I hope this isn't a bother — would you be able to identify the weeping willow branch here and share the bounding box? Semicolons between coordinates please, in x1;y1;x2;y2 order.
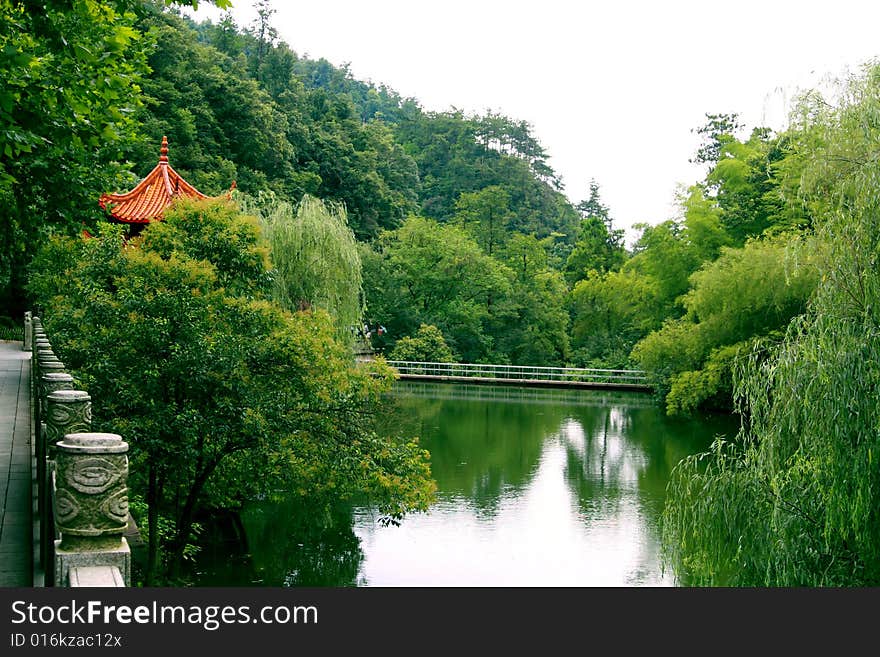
241;192;365;343
661;63;880;586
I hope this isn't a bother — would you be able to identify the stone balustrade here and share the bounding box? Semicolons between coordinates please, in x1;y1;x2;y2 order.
26;314;130;587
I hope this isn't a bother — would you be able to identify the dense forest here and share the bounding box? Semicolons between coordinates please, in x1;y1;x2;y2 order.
4;0;879;585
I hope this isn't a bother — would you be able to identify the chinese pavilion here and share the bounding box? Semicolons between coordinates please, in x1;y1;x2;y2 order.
98;136;208;236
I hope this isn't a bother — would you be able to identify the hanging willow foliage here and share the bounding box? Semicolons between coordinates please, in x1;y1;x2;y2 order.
661;64;880;586
240;192;364;342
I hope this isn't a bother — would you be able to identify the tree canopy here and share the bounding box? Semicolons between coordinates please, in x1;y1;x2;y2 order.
29;198;434;583
7;0;880;588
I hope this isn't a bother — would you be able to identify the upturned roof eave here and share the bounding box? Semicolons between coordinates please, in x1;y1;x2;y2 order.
97;136;208;224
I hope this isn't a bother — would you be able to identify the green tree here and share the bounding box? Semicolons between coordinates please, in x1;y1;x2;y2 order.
453;185;513;257
388;323;456;362
29;198;434;584
622;185;732;326
490;234;570;365
564;219;626;285
677;185;732;262
569;269;658;368
135;9;420;240
699;124;809;244
623;221;697;323
125;9;294;197
690;112;744;167
0;0;232;318
248;0;277;73
575;179;611;221
662;65;880;585
0;0;148;318
564;181;625;285
392;108;579;240
632;235;818;413
500;233;549;280
497;269;570;366
362;216;512;362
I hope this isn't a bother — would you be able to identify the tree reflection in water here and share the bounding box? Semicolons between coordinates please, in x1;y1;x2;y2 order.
192;382;739;586
193;502;364;587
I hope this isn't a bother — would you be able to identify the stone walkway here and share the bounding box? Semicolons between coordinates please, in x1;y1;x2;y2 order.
0;340;33;586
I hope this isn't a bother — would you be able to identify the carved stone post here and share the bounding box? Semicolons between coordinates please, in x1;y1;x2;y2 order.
37;360;66;392
37;374;75;571
33;341;51;381
44;390;91;453
31;318;46;425
37;349;60;366
39;373;78;455
33;349;61;470
40;373;76;404
43;389;90;585
36;352;61;388
23;311;32;351
37;352;62;378
34;341;52;367
36;360;66;437
53;432;131;587
39;372;75;432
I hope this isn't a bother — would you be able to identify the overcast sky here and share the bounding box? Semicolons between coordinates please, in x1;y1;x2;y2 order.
184;1;880;242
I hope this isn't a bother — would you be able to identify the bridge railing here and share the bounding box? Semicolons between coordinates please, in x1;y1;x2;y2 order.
391;381;658;407
385;360;649;386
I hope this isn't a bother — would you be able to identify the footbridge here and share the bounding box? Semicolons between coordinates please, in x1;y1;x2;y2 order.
385;360;651;392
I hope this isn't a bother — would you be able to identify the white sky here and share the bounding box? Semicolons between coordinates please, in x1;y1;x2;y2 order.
184;1;880;242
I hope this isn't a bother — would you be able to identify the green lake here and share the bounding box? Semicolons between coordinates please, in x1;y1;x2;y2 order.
193;381;739;586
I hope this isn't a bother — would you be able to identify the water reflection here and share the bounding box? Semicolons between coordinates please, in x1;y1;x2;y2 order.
191;502;364;586
355;383;737;586
193;382;737;586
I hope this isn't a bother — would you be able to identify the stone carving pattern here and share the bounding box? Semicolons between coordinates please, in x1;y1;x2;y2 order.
45;400;91;448
39;376;74;420
41;377;74;398
56;452;128;537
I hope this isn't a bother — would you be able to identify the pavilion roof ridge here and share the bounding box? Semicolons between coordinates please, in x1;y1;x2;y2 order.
98;136;207;224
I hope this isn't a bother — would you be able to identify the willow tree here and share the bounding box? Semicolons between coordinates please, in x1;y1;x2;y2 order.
246;193;364;342
661;65;880;586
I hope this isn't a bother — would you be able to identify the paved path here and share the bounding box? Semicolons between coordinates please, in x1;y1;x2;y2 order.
0;340;33;587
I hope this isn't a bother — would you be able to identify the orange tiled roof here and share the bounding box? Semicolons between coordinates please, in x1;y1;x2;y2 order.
98;136;207;223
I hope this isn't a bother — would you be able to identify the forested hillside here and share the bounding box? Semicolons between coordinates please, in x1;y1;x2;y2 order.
0;0;867;419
